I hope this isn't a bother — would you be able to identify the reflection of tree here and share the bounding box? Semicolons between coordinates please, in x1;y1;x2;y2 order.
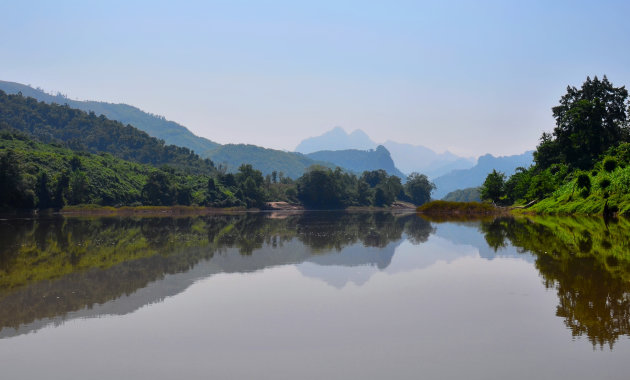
480;216;630;348
0;212;435;334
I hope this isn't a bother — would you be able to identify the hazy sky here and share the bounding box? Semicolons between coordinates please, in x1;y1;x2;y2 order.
2;0;629;157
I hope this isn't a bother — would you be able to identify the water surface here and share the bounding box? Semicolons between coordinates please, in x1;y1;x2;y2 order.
1;212;629;379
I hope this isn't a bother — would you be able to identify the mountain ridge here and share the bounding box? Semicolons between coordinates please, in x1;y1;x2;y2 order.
432;151;535;199
305;145;406;179
296;126;476;178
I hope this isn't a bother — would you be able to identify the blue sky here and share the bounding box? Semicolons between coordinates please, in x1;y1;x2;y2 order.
2;0;629;156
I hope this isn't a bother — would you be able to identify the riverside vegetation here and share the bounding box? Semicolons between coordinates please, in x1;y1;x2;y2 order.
478;76;630;215
0;90;435;211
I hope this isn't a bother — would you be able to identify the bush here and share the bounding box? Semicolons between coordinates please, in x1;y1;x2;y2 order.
604;158;617;172
577;173;591;190
599;178;611;189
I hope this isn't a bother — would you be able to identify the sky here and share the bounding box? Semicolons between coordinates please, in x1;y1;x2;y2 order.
1;0;630;157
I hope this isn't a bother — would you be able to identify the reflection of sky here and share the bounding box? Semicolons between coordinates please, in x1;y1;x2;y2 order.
4;226;630;380
296;222;535;288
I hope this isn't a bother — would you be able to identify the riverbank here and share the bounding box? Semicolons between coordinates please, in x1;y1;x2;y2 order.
416;201;508;216
47;201;418;216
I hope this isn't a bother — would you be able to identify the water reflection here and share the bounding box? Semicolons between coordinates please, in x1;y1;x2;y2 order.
1;212;630;349
0;212;432;337
478;216;630;348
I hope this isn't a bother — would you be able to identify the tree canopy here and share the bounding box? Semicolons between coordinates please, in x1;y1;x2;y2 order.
535;76;630;170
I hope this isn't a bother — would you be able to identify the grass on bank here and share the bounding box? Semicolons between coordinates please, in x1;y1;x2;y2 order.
529;161;630;216
416;200;500;215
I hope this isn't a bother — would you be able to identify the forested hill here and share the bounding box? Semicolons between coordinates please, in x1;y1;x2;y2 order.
207;144;334;179
0;81;346;179
0;80;220;155
305;145;407;179
0;90;215;174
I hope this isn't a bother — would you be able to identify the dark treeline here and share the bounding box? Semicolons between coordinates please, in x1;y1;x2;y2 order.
0;133;435;211
479;76;630;212
296;167;434;209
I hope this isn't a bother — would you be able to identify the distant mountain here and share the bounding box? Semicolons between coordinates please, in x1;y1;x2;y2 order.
0;80;220;155
382;140;476;178
295;127;476;178
432;151;534;199
295;126;377;154
305;145;407;179
207;144;333;179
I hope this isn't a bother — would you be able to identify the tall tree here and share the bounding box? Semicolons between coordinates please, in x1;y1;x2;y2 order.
404;173;435;205
480;170;506;203
535;76;630;169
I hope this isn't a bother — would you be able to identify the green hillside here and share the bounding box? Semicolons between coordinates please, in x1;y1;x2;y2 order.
0;80;220;154
0;131;210;207
0;81;348;179
0;90;215;174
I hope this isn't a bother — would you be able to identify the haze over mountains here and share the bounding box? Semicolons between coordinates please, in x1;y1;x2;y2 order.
295;126;476;179
0;81;407;179
1;80;536;196
296;127;535;198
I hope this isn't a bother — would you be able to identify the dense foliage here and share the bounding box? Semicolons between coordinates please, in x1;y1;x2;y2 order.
0;131;434;210
296;167;433;209
480;76;630;214
535;76;629;170
0;131;301;209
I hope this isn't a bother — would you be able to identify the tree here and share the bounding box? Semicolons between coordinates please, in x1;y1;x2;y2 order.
142;171;176;205
504;167;532;203
236;164;266;207
535;76;630;170
404;173;435;205
361;169;388;188
297;167;349;209
357;179;372;205
0;150;34;209
480;170;506;203
68;170;89;204
52;171;70;208
35;171;52;209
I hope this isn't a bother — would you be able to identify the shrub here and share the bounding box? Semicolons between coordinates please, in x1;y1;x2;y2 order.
599;178;611;189
576;173;591;190
604;158;617;172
